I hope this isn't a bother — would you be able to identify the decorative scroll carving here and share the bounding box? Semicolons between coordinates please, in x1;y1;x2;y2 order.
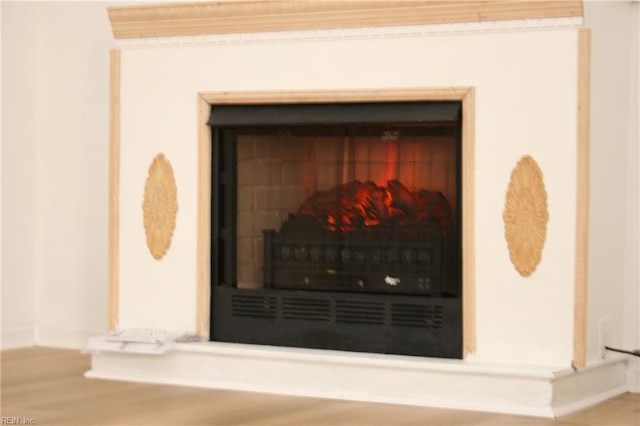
503;155;549;277
143;154;178;260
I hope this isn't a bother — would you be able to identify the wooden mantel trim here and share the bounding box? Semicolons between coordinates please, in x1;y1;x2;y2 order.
108;0;583;40
108;49;121;333
573;28;590;369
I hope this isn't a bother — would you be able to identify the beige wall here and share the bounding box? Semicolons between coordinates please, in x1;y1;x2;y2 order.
1;2;39;348
584;0;640;364
1;2;113;348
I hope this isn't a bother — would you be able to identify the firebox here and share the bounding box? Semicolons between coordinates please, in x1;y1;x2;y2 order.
208;101;462;358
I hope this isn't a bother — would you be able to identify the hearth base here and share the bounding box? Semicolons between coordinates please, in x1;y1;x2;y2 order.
86;342;629;418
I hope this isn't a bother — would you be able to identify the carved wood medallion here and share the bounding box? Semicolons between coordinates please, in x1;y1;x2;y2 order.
503;155;549;277
143;153;178;260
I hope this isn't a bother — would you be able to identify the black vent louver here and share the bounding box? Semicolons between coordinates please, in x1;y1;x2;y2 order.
231;294;277;319
391;303;444;330
336;300;385;325
282;297;331;322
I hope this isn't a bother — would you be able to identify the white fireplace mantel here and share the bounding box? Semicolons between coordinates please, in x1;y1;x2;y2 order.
89;0;631;418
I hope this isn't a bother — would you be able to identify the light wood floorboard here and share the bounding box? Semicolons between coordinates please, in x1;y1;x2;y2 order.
1;347;638;425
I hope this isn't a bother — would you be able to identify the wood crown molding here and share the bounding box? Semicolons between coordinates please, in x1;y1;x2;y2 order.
108;0;583;39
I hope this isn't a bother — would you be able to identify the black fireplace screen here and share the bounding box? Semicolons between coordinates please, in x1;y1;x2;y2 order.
208;102;463;358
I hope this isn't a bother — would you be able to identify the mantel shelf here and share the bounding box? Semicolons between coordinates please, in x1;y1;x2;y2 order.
108;0;583;39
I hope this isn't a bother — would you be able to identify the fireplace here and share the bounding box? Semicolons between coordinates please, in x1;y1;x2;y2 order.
208;101;462;358
90;1;620;417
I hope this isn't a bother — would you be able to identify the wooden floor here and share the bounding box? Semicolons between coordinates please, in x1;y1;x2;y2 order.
1;347;638;426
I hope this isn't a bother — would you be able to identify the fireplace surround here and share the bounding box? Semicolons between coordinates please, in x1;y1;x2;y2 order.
87;0;633;418
191;88;477;358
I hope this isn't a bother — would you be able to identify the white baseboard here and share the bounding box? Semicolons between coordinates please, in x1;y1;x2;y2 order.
36;326;102;349
552;355;629;416
85;341;629;418
627;357;640;393
0;326;36;349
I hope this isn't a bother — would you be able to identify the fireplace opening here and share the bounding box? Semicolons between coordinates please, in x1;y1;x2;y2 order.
208;102;462;358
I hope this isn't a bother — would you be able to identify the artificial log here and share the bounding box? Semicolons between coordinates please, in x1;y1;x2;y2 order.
295;179;452;235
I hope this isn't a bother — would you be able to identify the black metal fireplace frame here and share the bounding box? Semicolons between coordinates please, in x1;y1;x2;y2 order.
208;101;463;358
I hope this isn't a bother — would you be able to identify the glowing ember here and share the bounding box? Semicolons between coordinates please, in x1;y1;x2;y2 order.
296;180;452;235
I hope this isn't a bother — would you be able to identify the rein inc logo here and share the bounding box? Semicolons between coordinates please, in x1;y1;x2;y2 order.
1;418;35;425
